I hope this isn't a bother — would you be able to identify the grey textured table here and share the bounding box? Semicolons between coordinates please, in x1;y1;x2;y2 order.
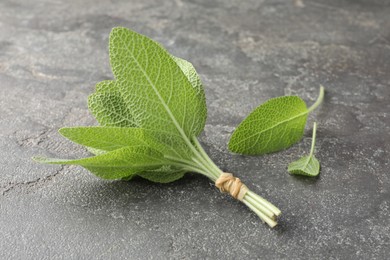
1;0;389;259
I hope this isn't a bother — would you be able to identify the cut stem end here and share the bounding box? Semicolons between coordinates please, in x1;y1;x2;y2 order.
215;172;281;228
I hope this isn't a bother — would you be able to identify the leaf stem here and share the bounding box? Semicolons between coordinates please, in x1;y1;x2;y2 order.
192;137;223;176
169;162;212;179
164;155;215;180
307;85;325;114
164;155;200;169
242;199;277;228
246;190;281;217
244;194;275;220
192;158;218;181
309;122;317;157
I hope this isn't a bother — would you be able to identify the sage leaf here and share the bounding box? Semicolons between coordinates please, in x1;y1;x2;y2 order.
33;145;166;179
288;122;320;177
86;147;106;156
88;55;204;129
59;126;193;160
86;30;207;182
88;80;138;127
288;156;320;177
228;86;324;155
59;126;146;151
138;166;186;183
170;55;205;100
109;27;207;137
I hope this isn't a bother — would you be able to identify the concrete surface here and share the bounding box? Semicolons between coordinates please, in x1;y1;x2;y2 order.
1;0;389;259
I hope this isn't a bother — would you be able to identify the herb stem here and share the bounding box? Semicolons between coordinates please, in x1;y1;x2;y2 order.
307;85;325;114
192;158;218;181
192;137;223;177
164;155;216;180
246;190;281;216
244;194;275;220
168;137;282;228
168;162;212;179
164;155;199;169
191;137;282;227
242;199;278;228
309;122;317;157
181;137;219;179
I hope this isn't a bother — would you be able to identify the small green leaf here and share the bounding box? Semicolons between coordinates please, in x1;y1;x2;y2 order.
228;87;324;155
171;55;205;100
88;80;138;127
59;126;193;160
58;126;192;182
33;145;166;179
288;122;321;177
287;155;320;177
59;127;146;151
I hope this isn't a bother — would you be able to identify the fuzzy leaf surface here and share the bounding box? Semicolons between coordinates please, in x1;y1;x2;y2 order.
33;146;166;179
59;126;193;160
109;27;207;137
88;80;138;127
228;96;308;155
138;166;186;183
88;55;204;130
171;56;205;100
59;127;146;151
288;155;320;177
58;126;192;182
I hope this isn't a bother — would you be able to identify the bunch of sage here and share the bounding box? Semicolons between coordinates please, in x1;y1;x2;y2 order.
35;27;281;227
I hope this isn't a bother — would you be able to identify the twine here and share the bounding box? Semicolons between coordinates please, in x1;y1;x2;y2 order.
215;172;249;201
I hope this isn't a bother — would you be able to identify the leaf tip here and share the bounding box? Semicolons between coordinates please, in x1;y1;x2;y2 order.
110;26;127;35
58;127;74;139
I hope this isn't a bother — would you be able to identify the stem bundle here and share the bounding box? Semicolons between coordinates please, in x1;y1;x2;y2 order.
189;137;281;228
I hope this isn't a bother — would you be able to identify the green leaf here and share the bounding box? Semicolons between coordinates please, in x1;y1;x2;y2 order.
59;126;146;151
170;56;205;100
229;96;308;155
95;79;119;93
86;147;107;156
33;145;166;179
287;155;320;177
288;122;321;177
88;55;204;129
120;166;185;183
58;126;193;183
59;126;193;160
88;80;138;127
138;165;186;183
228;87;324;155
109;27;207;137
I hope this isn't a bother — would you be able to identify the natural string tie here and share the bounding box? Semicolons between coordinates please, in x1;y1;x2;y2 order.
215;172;249;201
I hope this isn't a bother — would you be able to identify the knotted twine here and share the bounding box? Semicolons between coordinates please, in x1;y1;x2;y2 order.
215;172;249;201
